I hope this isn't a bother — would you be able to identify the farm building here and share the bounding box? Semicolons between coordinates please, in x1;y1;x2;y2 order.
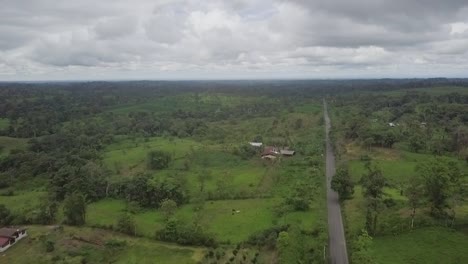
280;149;295;156
262;146;279;156
0;227;27;252
249;142;263;147
261;146;296;158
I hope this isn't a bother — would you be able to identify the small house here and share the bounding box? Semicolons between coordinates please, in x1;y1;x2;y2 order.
262;146;279;156
388;122;396;127
0;236;12;251
0;227;27;252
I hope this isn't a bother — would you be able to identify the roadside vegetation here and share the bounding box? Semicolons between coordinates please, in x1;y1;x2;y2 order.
329;86;468;263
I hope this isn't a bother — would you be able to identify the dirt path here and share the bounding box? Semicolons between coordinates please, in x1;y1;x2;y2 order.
324;99;349;264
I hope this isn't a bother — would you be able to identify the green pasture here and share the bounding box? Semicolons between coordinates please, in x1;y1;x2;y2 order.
348;150;467;185
2;225;201;264
370;227;468;264
103;136;203;173
87;198;280;244
199;198;277;243
0;190;46;214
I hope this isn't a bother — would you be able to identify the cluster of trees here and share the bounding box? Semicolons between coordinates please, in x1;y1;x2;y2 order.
408;158;465;225
110;174;186;208
332;91;468;159
156;217;216;247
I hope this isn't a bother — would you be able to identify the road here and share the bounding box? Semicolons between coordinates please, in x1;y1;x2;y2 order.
324;99;349;264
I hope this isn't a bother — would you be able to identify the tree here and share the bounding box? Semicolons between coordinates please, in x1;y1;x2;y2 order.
294;118;303;129
417;158;463;218
63;192;86;226
277;231;291;264
147;150;172;170
285;181;314;211
351;230;375;264
35;198;58;224
405;175;424;229
0;204;12;225
361;163;386;235
331;166;354;202
116;213;136;235
197;169;212;192
160;199;177;220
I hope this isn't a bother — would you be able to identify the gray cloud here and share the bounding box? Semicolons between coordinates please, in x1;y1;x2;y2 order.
0;0;468;80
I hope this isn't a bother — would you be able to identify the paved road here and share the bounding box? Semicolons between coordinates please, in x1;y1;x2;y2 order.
324;100;349;264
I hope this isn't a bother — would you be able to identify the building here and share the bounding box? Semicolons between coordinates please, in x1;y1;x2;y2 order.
249;142;263;147
262;146;279;156
280;149;295;156
0;227;27;252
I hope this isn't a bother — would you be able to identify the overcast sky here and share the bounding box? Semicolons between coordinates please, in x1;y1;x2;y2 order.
1;0;468;81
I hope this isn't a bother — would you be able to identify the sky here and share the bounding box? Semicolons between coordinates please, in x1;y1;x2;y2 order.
1;0;468;81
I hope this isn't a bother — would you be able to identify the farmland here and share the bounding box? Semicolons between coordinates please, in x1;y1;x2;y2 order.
0;82;327;263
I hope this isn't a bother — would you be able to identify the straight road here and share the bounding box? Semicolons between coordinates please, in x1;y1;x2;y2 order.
324;100;349;264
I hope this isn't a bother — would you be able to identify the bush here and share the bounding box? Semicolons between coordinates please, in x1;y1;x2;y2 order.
116;213;136;235
0;204;12;225
156;218;217;247
0;189;14;196
147;150;172;170
246;225;289;249
45;240;55;252
105;239;127;248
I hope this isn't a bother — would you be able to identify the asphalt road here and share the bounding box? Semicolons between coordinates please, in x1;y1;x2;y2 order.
324;100;349;264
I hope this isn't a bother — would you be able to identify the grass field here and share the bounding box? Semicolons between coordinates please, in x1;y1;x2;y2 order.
103;136;203;173
1;226;202;264
87;198;280;244
347;148;467;185
0;190;46;214
370;227;468;264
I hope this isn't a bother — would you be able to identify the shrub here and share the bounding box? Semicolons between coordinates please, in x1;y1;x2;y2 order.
105;239;127;248
147;150;172;170
246;225;289;249
45;240;55;252
116;213;136;235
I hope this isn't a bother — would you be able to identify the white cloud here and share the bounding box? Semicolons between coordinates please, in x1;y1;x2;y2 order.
0;0;468;80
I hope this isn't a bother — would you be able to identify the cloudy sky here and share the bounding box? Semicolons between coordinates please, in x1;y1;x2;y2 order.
1;0;468;80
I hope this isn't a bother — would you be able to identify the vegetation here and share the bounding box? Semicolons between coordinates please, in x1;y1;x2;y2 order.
329;85;468;264
0;80;329;263
0;80;466;263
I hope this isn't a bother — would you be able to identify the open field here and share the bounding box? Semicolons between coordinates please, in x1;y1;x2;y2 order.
1;226;202;264
87;197;324;244
0;190;46;214
370;227;468;264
